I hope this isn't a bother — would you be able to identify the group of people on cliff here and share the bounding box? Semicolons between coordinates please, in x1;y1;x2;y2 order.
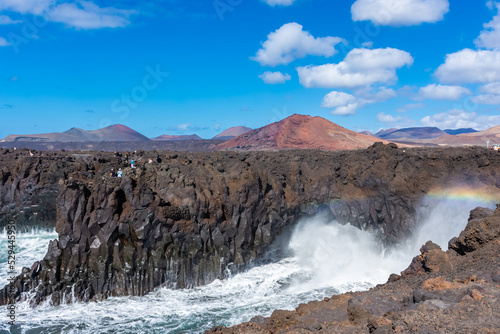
109;155;155;178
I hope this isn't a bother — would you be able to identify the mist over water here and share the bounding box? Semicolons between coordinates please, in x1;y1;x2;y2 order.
0;196;495;333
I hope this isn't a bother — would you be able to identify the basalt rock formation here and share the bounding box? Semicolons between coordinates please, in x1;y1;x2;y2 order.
208;205;500;333
1;144;500;307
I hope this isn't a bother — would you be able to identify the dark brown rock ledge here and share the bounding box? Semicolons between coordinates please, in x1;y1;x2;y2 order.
1;145;500;307
206;205;500;333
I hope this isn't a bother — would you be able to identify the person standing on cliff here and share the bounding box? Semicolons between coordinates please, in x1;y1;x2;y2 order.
131;159;135;168
117;168;122;177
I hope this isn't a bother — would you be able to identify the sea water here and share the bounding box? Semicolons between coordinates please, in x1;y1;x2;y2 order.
0;197;495;334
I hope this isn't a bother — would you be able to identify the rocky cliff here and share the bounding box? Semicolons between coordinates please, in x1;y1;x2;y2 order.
1;144;500;306
208;204;500;333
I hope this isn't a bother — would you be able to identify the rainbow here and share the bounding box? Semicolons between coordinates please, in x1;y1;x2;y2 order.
426;187;500;204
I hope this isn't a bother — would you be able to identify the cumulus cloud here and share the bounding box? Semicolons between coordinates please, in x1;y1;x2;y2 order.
262;0;297;6
471;82;500;104
421;109;500;130
0;37;10;47
321;91;356;108
50;1;136;29
351;0;449;26
252;22;345;67
258;71;291;84
321;87;396;116
332;103;362;116
377;112;402;123
435;49;500;83
480;81;500;94
417;84;472;100
475;2;500;49
471;94;500;104
297;47;413;88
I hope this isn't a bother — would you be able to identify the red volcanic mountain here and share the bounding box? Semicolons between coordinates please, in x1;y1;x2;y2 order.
152;134;202;141
213;126;252;140
1;124;150;142
216;114;389;151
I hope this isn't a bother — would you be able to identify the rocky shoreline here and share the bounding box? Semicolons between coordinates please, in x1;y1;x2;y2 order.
207;205;500;333
1;144;500;308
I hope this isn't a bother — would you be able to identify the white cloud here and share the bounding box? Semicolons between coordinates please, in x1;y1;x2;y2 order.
262;0;297;6
471;94;500;104
377;112;402;123
475;2;500;49
0;0;53;15
480;81;500;94
321;87;396;116
420;109;500;130
321;91;356;108
471;82;500;104
177;123;191;131
0;15;22;25
365;86;397;102
418;84;472;100
351;0;449;26
297;47;413;88
332;103;362;116
0;37;10;47
362;41;373;48
252;22;344;67
50;1;136;29
435;49;500;83
0;0;136;30
258;71;291;84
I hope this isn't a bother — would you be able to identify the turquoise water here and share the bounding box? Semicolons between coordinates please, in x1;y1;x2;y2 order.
0;197;495;334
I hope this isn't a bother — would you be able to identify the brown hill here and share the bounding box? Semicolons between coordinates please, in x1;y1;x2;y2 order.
404;125;500;147
151;134;202;141
90;124;150;141
214;126;252;140
216;114;389;151
0;124;150;142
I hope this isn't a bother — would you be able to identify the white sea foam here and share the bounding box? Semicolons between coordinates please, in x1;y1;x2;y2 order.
0;197;495;333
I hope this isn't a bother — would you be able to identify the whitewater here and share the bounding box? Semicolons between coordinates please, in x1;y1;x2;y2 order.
0;197;495;334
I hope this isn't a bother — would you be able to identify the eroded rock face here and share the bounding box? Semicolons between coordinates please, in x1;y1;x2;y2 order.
206;205;500;333
1;145;500;306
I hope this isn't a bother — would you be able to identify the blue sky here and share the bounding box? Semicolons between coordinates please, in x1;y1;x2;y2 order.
1;0;500;139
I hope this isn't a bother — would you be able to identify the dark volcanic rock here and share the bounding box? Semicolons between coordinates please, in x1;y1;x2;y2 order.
448;206;500;255
206;205;500;333
1;144;500;307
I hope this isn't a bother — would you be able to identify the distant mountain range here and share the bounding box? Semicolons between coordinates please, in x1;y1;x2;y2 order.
1;117;499;151
374;127;478;140
367;125;500;147
216;114;389;151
